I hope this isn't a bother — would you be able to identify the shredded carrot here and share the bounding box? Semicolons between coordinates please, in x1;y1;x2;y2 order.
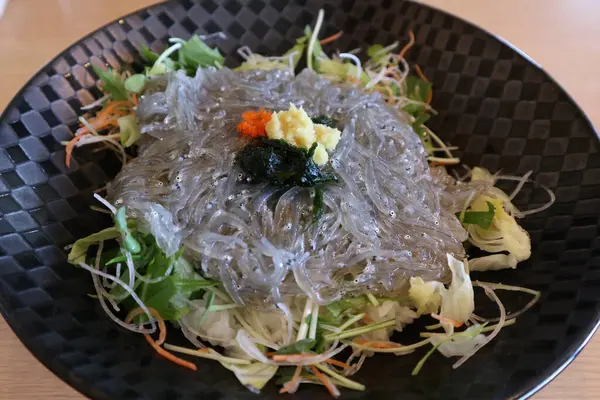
353;339;402;349
311;365;337;397
65;134;87;167
431;312;463;328
426;90;433;105
125;307;196;371
326;359;350;369
237;108;272;138
65;96;137;167
381;84;396;105
272;353;314;362
125;307;167;346
362;315;373;324
100;100;132;116
75;100;133;136
346;75;360;84
398;30;415;59
75;118;120;136
414;64;429;83
131;94;139;106
144;335;197;371
320;30;343;45
280;365;303;394
414;65;433;105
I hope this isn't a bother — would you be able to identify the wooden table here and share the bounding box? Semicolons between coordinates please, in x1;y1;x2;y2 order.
1;0;599;398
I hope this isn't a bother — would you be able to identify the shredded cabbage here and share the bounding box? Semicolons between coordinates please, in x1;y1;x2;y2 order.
361;301;416;341
462;167;532;271
430;324;487;357
467;197;531;267
440;255;474;326
220;362;279;393
469;253;518;271
182;298;240;348
409;277;443;315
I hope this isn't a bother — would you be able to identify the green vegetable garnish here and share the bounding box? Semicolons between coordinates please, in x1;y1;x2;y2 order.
115;207;141;253
237;139;336;225
92;65;129;101
402;75;432;117
412;323;488;375
325;296;369;317
237;138;337;188
124;74;146;94
411;113;430;138
140;45;161;64
178;35;225;72
198;290;215;326
312;185;325;226
284;39;307;69
367;44;384;59
457;201;496;229
122;247;217;321
67;227;121;265
367;43;394;65
304;26;324;69
274;338;316;355
311;115;338;128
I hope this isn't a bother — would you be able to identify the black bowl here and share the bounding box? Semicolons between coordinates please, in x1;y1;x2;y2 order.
1;1;599;399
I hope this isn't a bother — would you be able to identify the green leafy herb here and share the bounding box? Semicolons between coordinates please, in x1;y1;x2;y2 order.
133;257;216;321
284;40;306;69
405;75;432;103
456;201;496;229
141;44;178;76
312;185;325;225
325;296;369;317
311;115;338;128
92;65;129;101
402;75;432;118
367;43;394;65
139;277;181;319
411;113;430;137
237;138;337;188
140;45;161;64
67;227;121;265
124;74;146;94
367;44;384;59
178;35;225;72
274;338;316;355
141;37;222;77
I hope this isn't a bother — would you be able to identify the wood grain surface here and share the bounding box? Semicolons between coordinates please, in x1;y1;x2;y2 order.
1;0;599;399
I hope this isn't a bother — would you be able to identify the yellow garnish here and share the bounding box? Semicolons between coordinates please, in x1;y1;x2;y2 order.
265;104;341;166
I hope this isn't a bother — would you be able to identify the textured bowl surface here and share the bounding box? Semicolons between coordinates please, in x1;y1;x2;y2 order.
0;1;599;399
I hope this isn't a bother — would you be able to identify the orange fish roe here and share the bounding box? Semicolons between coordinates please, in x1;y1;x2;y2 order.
237;108;272;138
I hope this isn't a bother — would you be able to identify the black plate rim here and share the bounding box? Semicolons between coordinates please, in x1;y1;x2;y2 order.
0;1;599;399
